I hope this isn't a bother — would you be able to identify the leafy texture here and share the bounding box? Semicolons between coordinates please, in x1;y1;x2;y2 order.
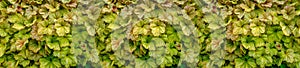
1;0;300;68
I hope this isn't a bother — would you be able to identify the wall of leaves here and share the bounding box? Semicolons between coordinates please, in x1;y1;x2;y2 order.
1;0;300;68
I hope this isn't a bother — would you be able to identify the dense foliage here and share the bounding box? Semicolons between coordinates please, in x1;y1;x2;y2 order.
0;0;300;68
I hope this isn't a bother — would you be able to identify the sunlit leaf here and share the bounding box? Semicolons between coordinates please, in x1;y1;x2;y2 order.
47;42;60;50
60;0;71;4
242;42;255;50
56;26;70;36
0;44;6;57
12;23;25;30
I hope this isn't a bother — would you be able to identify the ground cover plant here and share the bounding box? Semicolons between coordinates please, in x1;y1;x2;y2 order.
0;0;300;68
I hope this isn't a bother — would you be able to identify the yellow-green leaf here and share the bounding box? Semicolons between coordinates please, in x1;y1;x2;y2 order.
12;23;25;30
0;44;6;57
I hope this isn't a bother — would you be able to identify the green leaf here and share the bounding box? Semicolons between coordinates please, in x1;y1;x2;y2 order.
60;0;71;4
292;27;300;37
282;6;296;21
12;23;25;30
251;27;260;36
8;14;24;23
169;48;178;56
255;0;266;4
103;14;117;23
281;26;291;36
15;39;29;51
142;43;149;49
20;60;30;67
155;0;166;3
223;65;234;68
107;23;121;30
151;38;165;47
149;42;156;50
86;26;96;36
39;58;50;68
208;23;221;30
281;36;291;43
280;49;296;63
61;56;76;67
28;65;39;68
256;57;267;67
233;27;248;35
47;42;60;50
235;58;245;68
8;0;18;4
233;27;243;34
149;47;166;58
1;36;10;44
254;38;265;47
135;59;146;68
239;3;255;12
256;56;273;67
225;54;237;61
52;58;61;68
267;34;275;42
159;56;173;66
43;4;59;12
53;50;67;58
56;26;70;36
0;29;7;37
0;44;6;57
151;27;163;36
135;58;157;68
28;41;41;53
181;27;192;36
14;54;25;61
248;50;263;58
0;56;5;65
242;42;255;50
3;59;17;68
247;58;257;68
251;26;265;36
39;27;53;35
225;44;237;53
58;38;70;47
140;27;149;35
0;1;8;9
283;42;293;49
266;48;278;56
132;27;141;35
